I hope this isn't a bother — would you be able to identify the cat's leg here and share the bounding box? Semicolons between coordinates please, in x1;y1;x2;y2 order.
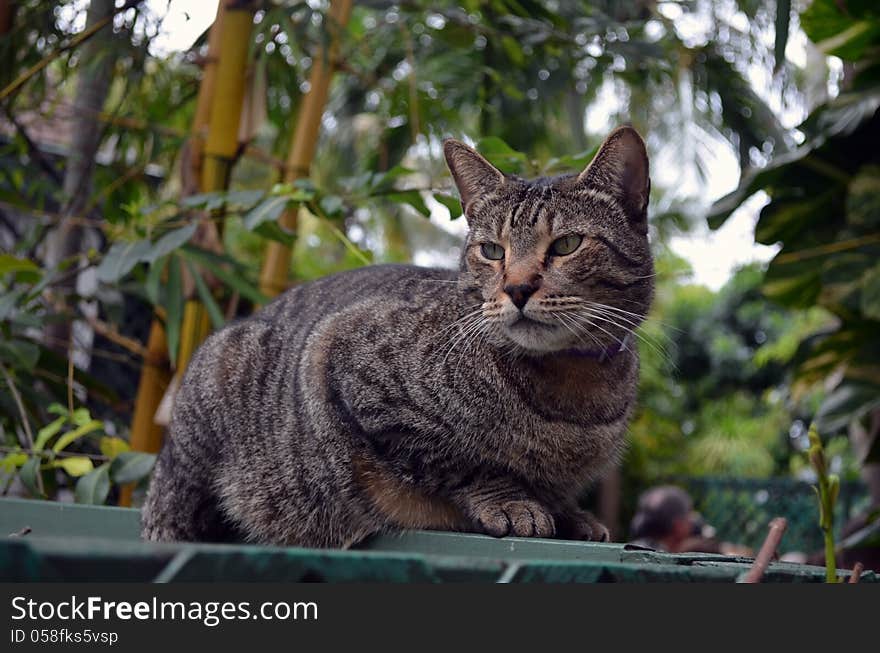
554;504;611;542
448;476;556;538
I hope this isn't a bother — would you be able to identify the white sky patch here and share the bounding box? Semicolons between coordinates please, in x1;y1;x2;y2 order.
147;0;218;55
669;192;779;290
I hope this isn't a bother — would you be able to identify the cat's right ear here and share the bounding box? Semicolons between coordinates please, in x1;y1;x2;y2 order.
443;139;506;219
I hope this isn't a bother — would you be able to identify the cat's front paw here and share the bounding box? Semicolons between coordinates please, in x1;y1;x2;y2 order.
474;499;556;538
557;509;610;542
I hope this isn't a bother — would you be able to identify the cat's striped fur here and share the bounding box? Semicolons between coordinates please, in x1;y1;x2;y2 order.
141;126;654;547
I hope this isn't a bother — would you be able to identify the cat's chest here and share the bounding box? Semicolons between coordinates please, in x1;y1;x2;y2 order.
478;355;636;480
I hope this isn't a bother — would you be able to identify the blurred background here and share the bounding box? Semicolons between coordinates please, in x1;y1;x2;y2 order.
0;0;878;563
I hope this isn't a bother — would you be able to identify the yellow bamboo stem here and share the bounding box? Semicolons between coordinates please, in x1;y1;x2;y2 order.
174;0;255;375
187;0;226;190
177;300;212;371
258;0;354;298
122;2;250;505
119;321;170;506
200;3;255;197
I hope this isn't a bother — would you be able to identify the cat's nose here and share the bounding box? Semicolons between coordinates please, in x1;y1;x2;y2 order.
504;283;540;310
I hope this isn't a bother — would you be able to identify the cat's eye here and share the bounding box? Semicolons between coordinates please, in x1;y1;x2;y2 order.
480;242;505;260
549;235;583;257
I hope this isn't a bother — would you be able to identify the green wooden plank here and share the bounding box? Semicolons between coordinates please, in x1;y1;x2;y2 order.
0;498;873;582
362;530;625;562
0;497;141;540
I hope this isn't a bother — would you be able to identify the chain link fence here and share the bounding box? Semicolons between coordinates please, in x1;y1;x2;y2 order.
674;477;870;554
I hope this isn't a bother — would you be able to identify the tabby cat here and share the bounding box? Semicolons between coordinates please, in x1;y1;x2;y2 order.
141;125;653;547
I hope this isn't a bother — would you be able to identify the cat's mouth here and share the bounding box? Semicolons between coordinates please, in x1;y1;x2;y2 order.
508;315;555;330
500;313;571;352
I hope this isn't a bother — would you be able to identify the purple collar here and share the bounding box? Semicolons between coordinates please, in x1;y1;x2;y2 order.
558;334;631;362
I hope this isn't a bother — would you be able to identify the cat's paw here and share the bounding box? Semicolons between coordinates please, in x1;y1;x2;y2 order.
475;499;556;538
558;509;610;542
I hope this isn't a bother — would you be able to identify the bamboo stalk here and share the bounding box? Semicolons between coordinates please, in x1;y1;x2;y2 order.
174;0;256;375
119;321;171;506
122;1;246;505
199;2;255;199
187;1;227;191
258;0;354;298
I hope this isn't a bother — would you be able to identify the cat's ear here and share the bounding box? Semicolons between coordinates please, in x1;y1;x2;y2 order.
443;139;506;218
577;126;650;232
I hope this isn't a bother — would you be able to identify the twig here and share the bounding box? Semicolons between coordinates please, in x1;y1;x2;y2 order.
0;0;144;103
0;445;109;463
774;232;880;265
0;364;44;495
742;517;787;583
848;562;863;584
67;344;75;416
83;315;150;360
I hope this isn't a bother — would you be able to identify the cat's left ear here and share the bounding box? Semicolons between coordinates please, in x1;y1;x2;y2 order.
576;126;650;233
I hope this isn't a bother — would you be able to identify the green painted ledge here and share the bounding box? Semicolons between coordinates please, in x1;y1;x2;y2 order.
0;498;872;583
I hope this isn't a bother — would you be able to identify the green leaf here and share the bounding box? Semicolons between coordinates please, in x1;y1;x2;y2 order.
0;452;27;473
70;408;91;426
165;254;183;364
543;148;598;174
186;260;225;330
370;165;415;193
144;223;197;263
319;195;344;217
47;403;68;416
0;254;41;283
861;263;880;320
19;456;42;498
0;289;24;321
99;436;130;459
52;419;102;453
0;340;39;371
847;165;880;227
182;247;268;306
33;416;66;451
75;464;110;505
53;456;94;477
110;452;156;484
387;191;430;217
814;380;880;433
145;254;166;305
433;192;463;219
243;195;289;231
180;192;227;211
475;136;528;174
253;221;296;246
95;240;152;283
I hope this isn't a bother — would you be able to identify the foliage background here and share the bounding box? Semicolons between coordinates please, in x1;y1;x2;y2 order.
0;0;877;549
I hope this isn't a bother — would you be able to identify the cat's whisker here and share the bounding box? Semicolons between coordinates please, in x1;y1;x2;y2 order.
553;312;602;351
440;312;489;369
573;307;674;366
453;319;491;381
564;309;628;351
579;304;669;351
433;306;487;339
583;300;682;334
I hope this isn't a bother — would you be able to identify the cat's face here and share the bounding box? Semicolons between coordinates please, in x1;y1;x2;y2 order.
444;127;654;355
